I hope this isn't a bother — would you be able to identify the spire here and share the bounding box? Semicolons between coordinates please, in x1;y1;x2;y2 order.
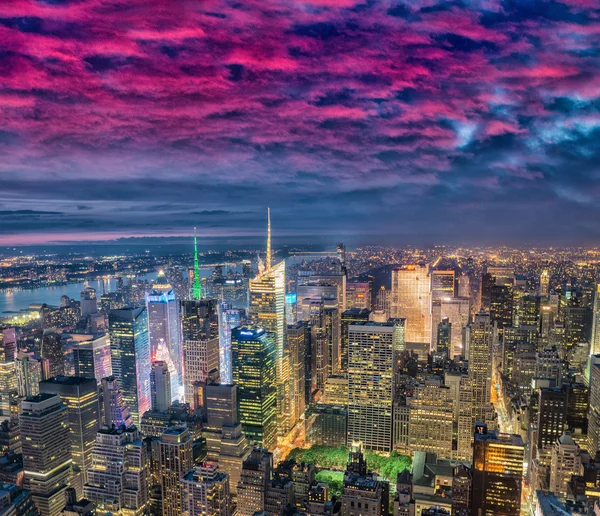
192;227;202;300
266;207;272;271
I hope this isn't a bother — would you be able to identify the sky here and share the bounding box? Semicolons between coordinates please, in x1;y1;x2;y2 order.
1;0;600;247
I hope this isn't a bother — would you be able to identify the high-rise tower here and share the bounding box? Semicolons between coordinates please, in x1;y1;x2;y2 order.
248;210;290;437
192;228;202;300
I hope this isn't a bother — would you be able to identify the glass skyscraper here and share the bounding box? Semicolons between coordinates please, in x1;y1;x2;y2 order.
231;327;277;450
109;307;151;426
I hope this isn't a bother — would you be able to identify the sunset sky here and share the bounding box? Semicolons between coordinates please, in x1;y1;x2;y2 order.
1;0;599;245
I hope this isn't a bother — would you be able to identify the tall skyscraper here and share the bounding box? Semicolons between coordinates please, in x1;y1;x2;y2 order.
431;297;470;358
391;265;431;354
108;307;151;426
471;425;524;516
0;330;17;419
182;463;231;516
539;269;550;297
100;376;133;429
41;329;64;378
180;298;220;411
192;227;203;300
431;270;456;300
20;394;72;516
287;321;308;424
202;381;250;499
231;327;277;451
340;308;370;374
146;272;181;399
16;351;43;398
150;361;171;412
408;379;454;459
72;334;112;384
467;312;493;424
39;377;99;491
591;284;600;355
347;321;404;452
248;210;290;436
80;287;98;317
159;426;193;516
218;302;242;385
84;425;149;516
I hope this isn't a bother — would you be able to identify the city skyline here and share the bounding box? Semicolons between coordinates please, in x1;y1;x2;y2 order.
2;0;600;245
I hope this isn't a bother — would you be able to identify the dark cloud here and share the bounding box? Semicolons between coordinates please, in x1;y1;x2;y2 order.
0;0;599;245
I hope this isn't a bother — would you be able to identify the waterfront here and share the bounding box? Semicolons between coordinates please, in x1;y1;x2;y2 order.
0;273;159;314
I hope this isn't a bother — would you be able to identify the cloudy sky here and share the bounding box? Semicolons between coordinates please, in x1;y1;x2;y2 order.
1;0;599;246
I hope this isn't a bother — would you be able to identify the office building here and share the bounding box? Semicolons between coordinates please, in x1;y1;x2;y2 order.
431;270;456;301
248;211;291;435
83;425;149;516
347;321;404;452
180;298;219;411
236;449;272;516
346;280;373;310
71;335;112;384
340;308;370;373
108;307;151;426
391;265;431;351
231;328;277;450
80;288;98;317
218;302;242;385
150;361;171;412
39;377;99;491
15;352;43;398
20;394;72;516
159;426;193;516
287;322;308;424
100;376;132;429
182;463;231;516
409;379;454;460
431;296;470;358
471;425;524;516
549;431;581;498
145;273;181;399
467;312;493;423
592;284;600;355
202;381;250;498
41;330;64;379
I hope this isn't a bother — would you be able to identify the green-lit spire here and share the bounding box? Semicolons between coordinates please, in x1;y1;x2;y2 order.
192;227;202;300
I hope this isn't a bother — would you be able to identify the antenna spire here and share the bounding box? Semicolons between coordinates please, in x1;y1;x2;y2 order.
193;227;202;299
266;208;272;271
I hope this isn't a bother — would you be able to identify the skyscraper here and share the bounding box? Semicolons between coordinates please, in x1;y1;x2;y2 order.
72;334;112;384
340;308;370;374
391;265;431;354
159;426;193;516
347;321;404;452
100;376;133;429
108;307;151;426
287;321;308;424
146;272;181;399
202;381;250;500
41;329;64;378
182;463;231;516
20;393;72;516
248;210;290;436
150;361;171;412
471;425;524;516
39;377;99;491
431;270;456;301
539;269;550;297
467;312;493;424
180;298;220;411
218;302;242;385
80;287;98;317
231;327;277;450
0;330;17;419
16;351;43;398
84;424;149;516
591;284;600;355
